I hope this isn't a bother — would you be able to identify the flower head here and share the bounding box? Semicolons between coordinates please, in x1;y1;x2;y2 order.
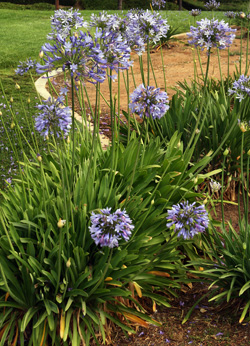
224;11;236;19
210;180;221;193
35;96;72;138
166;201;209;239
190;9;202;17
187;18;236;52
89;208;134;248
152;0;166;9
237;119;250;132
15;58;36;75
228;75;250;102
237;11;246;19
47;8;87;40
204;0;220;10
129;84;169;119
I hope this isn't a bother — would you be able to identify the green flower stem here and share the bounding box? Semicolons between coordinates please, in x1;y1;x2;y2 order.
126;69;131;143
160;44;167;91
130;65;137;89
245;21;250;74
70;75;75;195
147;38;150;86
28;70;42;103
240;132;246;218
240;21;243;75
217;48;225;100
246;153;249;233
227;18;231;91
139;55;145;86
221;154;226;228
149;54;158;87
196;48;205;81
88;248;113;297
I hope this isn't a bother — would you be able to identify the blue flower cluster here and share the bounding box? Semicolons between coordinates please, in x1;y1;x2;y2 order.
129;84;169;120
15;58;36;75
152;0;166;9
187;18;236;52
89;208;134;248
35;96;72;138
204;0;220;10
228;75;250;102
224;11;236;19
47;8;87;40
190;9;202;17
166;201;209;240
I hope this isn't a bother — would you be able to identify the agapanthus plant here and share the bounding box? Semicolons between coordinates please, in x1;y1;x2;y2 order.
228;75;250;101
166;201;209;240
89;208;134;248
152;0;166;9
47;8;87;40
204;0;220;10
35;96;72;138
187;18;236;52
129;84;169;119
15;58;36;75
190;9;202;17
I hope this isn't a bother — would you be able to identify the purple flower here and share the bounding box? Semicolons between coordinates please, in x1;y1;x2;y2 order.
47;8;87;40
225;11;236;19
129;84;169;120
187;18;236;52
36;30;107;83
166;201;209;240
190;9;202;17
215;332;223;336
35;96;72;138
228;75;250;102
204;0;220;10
89;208;134;248
15;58;36;75
152;0;166;9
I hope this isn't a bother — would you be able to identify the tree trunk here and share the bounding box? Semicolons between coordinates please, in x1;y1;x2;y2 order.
118;0;122;10
179;0;182;11
55;0;59;10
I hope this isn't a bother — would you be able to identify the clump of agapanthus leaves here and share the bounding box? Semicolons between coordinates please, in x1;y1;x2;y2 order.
204;0;220;10
166;201;209;240
187;18;236;52
36;30;107;83
228;75;250;101
35;96;72;138
190;9;202;17
15;58;36;75
129;84;169;119
47;8;87;40
89;208;134;248
152;0;166;9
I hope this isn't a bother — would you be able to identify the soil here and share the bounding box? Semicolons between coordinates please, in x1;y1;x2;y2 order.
44;34;250;345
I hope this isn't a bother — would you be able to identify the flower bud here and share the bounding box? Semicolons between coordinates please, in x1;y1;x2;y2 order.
39;50;44;58
114;93;118;101
0;111;2;116
66;258;71;268
195;128;200;134
27;97;31;104
193;177;198;184
76;80;81;86
248;149;250;156
10;97;13;103
240;12;246;19
223;148;229;156
10;121;15;129
74;32;78;38
15;83;20;90
37;153;42;162
57;218;66;228
66;136;70;144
